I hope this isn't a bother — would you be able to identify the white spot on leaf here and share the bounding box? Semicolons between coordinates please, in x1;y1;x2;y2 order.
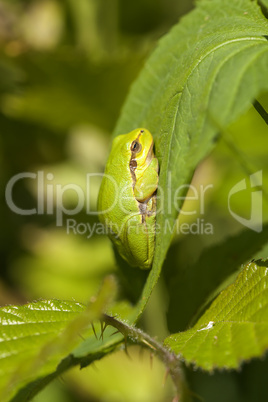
197;321;215;332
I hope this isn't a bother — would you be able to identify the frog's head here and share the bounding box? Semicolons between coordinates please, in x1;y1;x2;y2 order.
111;128;154;170
126;128;154;167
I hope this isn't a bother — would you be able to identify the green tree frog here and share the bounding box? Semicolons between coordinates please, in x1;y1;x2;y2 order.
98;128;159;269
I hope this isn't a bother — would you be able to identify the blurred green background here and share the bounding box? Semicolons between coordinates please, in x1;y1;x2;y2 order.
1;0;268;401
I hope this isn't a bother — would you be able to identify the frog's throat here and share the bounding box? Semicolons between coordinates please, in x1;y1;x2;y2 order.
145;141;154;166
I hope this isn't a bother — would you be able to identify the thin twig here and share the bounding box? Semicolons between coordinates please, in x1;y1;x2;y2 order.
102;314;191;401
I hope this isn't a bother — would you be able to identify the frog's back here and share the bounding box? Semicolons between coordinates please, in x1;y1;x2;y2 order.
97;140;137;232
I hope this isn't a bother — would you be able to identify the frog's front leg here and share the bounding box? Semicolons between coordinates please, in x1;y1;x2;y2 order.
134;157;158;202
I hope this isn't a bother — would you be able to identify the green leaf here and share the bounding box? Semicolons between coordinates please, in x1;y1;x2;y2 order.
164;260;268;370
114;0;268;315
0;276;124;402
166;224;268;332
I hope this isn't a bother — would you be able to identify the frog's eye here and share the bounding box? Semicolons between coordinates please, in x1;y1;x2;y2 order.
131;140;142;153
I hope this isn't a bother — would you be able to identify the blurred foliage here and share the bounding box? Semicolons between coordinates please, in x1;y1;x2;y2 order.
0;0;267;401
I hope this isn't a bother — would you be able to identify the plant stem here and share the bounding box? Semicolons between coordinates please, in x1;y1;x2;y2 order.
103;314;191;402
253;100;268;126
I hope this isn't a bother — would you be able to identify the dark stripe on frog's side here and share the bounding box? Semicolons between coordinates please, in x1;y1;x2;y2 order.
129;158;137;188
129;131;142;189
139;201;147;224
